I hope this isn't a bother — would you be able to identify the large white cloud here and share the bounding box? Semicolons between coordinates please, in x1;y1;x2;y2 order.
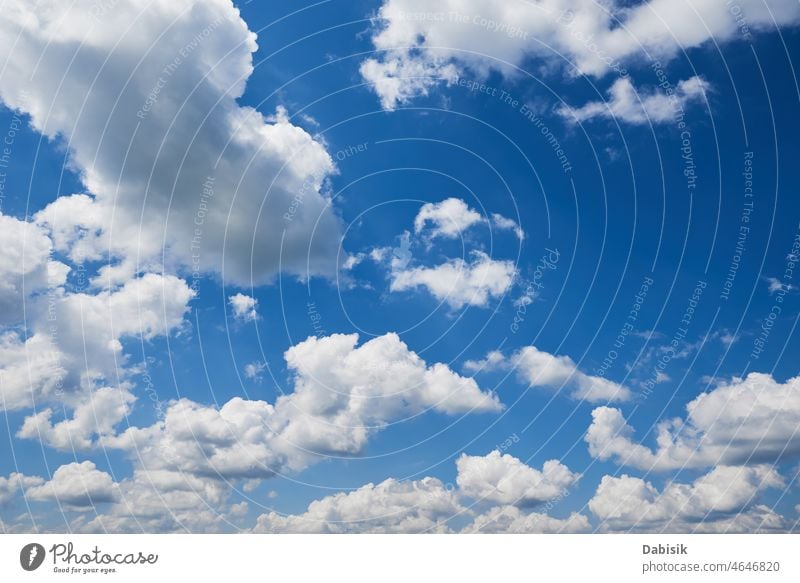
360;0;800;110
464;506;590;533
1;464;233;532
18;386;136;450
586;373;800;470
414;197;483;239
366;198;520;309
2;255;194;463
0;472;44;506
228;293;259;322
65;450;584;533
589;465;785;532
456;451;579;506
103;333;501;482
78;468;235;533
466;345;630;402
0;332;66;411
253;451;587;533
26;461;119;508
254;477;463;533
390;251;516;309
0;0;342;286
2;272;194;413
0;213;69;325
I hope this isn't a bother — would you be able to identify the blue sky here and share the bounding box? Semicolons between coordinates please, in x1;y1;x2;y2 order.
1;0;799;533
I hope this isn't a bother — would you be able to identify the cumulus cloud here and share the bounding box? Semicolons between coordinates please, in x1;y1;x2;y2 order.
71;449;585;533
102;333;500;483
464;506;590;533
360;52;459;111
6;464;230;532
0;261;192;529
18;387;136;450
0;251;194;476
1;0;343;286
254;477;463;533
466;345;630;402
360;0;800;109
390;251;516;309
413;198;523;241
589;465;785;532
0;332;67;411
79;469;234;533
586;373;800;470
365;199;520;307
558;76;710;124
0;213;69;325
1;271;193;415
229;293;259;322
414;198;483;239
26;461;119;507
0;472;44;505
456;451;579;506
253;451;585;533
2;272;194;413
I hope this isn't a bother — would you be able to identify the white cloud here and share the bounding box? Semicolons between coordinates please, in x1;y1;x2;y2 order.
456;451;579;506
254;477;463;533
467;345;630;402
490;213;524;240
253;451;585;533
464;506;590;533
360;52;459;111
0;332;67;411
414;198;483;239
103;333;501;482
5;331;502;531
1;0;343;286
390;251;516;309
558;76;710;124
0;213;69;325
3;272;194;413
79;469;234;533
26;461;119;507
463;350;506;373
0;472;44;505
59;274;195;344
244;361;266;381
586;373;800;470
0;195;194;424
255;483;591;534
281;332;502;433
342;253;366;270
589;465;785;532
655;371;671;383
229;293;259;322
3;267;193;476
18;387;136;450
361;0;800;110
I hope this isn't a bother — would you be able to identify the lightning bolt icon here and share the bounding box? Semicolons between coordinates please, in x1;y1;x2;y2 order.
28;546;38;567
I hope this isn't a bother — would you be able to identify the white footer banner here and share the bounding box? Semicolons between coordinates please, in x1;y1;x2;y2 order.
1;534;797;582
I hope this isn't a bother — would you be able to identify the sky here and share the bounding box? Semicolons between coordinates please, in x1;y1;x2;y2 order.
0;0;799;533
